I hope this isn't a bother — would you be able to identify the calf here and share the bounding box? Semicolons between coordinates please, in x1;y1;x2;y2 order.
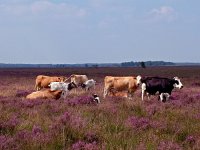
81;79;96;91
49;82;77;99
108;90;128;98
26;89;63;100
93;94;100;103
141;76;183;101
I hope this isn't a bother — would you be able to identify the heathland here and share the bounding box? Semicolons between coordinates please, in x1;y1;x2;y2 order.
0;67;200;150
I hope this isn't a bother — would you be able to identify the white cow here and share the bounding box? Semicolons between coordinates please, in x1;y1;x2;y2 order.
49;82;76;99
81;79;96;91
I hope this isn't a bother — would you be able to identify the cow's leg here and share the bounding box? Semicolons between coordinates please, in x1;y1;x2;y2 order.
87;87;90;91
103;88;109;98
37;86;41;91
130;92;134;99
164;93;170;101
166;93;170;101
35;85;40;91
159;93;164;102
128;88;135;99
147;93;150;100
127;91;132;99
141;83;146;101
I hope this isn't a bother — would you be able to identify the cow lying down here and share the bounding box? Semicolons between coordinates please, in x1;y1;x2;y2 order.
27;82;77;100
141;76;183;102
108;89;128;98
26;89;63;100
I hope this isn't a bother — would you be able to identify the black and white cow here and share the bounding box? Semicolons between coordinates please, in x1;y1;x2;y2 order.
141;77;183;102
49;82;77;99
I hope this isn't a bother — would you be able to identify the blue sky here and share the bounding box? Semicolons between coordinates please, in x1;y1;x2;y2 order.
0;0;199;64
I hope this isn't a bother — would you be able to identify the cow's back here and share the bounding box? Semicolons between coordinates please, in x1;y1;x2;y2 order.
26;91;43;99
71;75;88;85
41;76;60;87
104;76;137;91
143;77;174;94
26;89;62;99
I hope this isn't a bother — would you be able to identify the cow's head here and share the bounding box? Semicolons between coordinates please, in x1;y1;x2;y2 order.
173;77;183;89
136;75;142;86
58;76;66;82
67;82;77;90
80;83;86;89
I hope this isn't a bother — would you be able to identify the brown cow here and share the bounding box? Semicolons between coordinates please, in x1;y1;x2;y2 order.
65;74;88;87
103;75;141;98
35;75;66;91
108;90;128;98
26;89;63;100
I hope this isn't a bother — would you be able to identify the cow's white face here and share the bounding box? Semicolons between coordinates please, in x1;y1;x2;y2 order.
136;75;142;85
173;77;183;89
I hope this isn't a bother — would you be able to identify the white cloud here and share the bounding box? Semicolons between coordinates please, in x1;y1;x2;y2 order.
149;6;176;22
0;1;88;18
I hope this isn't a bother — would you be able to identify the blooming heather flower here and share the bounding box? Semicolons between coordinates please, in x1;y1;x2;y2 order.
72;140;99;150
65;95;97;106
191;82;200;87
60;112;71;125
71;116;86;129
84;132;99;143
127;116;150;130
0;135;18;150
136;142;147;150
15;90;33;98
158;141;182;150
72;141;85;150
185;135;195;144
21;99;44;108
15;130;31;142
52;111;86;130
0;115;21;135
145;104;158;116
32;125;43;135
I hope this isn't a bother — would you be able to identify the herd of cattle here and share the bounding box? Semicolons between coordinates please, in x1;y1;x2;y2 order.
26;74;184;103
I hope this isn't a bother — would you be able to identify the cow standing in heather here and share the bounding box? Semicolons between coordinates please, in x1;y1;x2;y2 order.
35;75;66;91
103;75;142;98
65;74;88;87
81;79;96;91
141;76;183;101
